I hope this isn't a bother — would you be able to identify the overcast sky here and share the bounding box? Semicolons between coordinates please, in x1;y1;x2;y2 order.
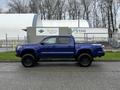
0;0;9;11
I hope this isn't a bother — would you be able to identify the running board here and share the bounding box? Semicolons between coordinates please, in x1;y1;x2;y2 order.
39;58;76;62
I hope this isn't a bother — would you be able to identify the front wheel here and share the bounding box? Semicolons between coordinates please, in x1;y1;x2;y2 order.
77;53;93;67
21;54;37;67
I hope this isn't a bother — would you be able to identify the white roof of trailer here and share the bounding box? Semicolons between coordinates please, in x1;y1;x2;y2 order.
36;20;89;28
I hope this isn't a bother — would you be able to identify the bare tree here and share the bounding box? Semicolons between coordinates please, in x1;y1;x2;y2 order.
29;0;44;13
91;0;100;27
8;0;29;13
102;0;114;38
98;0;108;28
41;0;54;19
81;0;92;20
112;1;120;29
80;0;93;27
29;0;38;13
67;0;81;20
62;3;67;20
29;0;58;19
39;0;47;19
53;0;65;20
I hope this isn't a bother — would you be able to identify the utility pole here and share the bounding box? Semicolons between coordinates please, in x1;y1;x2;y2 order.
18;35;19;42
78;11;80;27
5;33;8;51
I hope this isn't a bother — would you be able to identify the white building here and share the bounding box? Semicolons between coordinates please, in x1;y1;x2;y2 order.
0;14;108;42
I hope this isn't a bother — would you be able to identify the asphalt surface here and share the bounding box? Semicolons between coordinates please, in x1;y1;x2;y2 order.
0;48;13;52
0;62;120;90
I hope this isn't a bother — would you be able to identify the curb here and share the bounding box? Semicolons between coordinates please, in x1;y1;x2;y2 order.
0;61;20;63
0;60;120;63
94;60;120;62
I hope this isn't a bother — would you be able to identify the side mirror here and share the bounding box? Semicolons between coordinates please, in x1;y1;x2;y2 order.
41;42;44;45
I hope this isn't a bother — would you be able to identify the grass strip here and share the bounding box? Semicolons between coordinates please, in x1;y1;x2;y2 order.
0;51;20;62
0;51;120;62
95;51;120;61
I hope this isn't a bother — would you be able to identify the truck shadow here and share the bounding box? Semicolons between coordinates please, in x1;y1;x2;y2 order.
18;62;105;73
36;62;101;68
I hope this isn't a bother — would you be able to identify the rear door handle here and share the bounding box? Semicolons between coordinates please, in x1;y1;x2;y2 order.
52;46;56;48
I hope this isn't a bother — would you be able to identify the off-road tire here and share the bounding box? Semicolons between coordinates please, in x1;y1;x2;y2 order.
77;53;93;67
21;54;37;67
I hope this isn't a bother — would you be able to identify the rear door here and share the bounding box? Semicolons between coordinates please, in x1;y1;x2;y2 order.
54;36;75;57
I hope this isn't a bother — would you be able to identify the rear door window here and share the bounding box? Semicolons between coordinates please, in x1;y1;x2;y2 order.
57;37;70;44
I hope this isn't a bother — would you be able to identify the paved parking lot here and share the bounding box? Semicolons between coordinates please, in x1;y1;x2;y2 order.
0;62;120;90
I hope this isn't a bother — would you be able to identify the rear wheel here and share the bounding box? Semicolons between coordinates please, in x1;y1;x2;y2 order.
77;53;93;67
21;54;37;67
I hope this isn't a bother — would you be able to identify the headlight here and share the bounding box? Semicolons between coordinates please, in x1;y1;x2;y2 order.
17;45;22;50
102;45;105;48
92;44;102;46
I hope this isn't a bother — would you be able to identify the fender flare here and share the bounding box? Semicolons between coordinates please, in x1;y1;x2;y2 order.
22;54;35;59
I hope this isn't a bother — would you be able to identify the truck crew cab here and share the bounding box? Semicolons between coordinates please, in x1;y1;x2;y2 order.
16;36;105;67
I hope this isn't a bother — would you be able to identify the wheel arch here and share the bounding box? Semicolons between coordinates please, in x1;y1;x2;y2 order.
20;49;36;58
76;49;93;57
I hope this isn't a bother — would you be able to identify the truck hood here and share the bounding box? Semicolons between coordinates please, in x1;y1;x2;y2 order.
20;43;40;49
22;43;38;47
16;44;40;49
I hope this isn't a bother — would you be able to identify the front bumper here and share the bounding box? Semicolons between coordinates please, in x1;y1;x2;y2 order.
15;49;21;57
16;52;21;57
96;51;105;57
16;53;20;57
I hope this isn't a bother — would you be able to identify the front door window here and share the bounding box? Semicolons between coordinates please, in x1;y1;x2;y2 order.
42;37;57;44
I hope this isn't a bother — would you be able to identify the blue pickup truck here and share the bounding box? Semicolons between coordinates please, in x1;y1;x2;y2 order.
16;36;105;67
